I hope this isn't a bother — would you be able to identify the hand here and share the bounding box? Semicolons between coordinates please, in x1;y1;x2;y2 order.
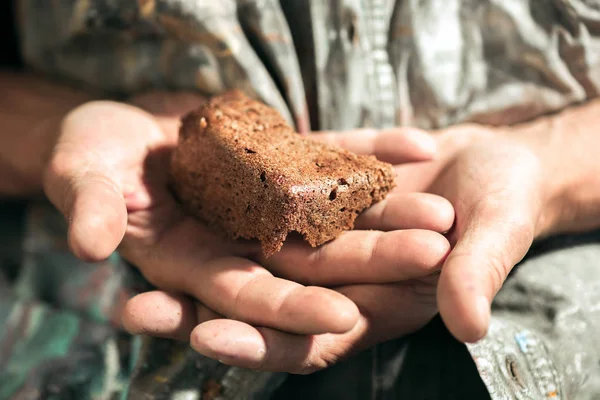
42;92;454;373
393;124;559;343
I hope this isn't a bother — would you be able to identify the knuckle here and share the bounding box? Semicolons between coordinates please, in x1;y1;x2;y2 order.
290;357;319;375
377;199;392;226
475;197;536;245
294;341;337;375
408;277;440;305
44;146;81;184
230;270;272;321
365;231;383;265
303;246;326;285
485;252;511;295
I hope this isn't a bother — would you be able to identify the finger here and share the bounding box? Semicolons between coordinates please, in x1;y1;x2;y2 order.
191;282;439;374
263;230;450;286
44;159;127;261
335;281;439;346
183;257;359;335
43;102;166;261
311;127;436;164
191;319;314;372
122;226;360;336
355;193;455;233
437;204;535;343
122;291;198;341
122;291;222;341
392;163;440;194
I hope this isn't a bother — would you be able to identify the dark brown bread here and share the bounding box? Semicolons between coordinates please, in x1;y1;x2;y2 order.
170;91;396;257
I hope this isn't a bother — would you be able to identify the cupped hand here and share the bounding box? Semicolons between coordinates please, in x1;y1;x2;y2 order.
42;93;454;373
393;124;556;343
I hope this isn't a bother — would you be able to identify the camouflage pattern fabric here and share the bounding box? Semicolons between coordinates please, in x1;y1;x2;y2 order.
1;0;600;398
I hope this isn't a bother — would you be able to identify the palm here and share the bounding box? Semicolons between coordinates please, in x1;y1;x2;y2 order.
394;127;544;341
434;140;541;242
45;94;455;373
118;129;441;371
123;99;442;362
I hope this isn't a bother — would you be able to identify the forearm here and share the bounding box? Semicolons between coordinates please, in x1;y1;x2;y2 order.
0;71;92;196
508;99;600;236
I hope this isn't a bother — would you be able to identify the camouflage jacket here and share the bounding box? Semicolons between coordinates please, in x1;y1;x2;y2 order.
2;0;600;399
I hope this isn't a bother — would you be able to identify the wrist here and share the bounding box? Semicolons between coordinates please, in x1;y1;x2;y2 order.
505;102;600;237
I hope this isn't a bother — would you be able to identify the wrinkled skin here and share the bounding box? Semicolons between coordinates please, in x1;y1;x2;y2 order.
43;92;455;374
393;125;554;343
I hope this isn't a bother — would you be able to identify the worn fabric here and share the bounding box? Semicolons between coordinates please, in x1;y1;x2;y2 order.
2;0;600;398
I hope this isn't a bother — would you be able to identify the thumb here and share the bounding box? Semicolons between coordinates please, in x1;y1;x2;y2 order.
41;102;158;262
437;205;535;343
312;127;437;164
44;153;127;262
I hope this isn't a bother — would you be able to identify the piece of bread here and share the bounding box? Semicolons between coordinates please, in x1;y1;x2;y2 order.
170;91;396;257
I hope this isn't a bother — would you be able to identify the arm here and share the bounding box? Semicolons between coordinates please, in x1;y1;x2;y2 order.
510;100;600;237
389;99;600;343
0;82;453;373
0;71;92;196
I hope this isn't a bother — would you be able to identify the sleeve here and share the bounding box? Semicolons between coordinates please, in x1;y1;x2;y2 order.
16;0;310;130
387;0;600;128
